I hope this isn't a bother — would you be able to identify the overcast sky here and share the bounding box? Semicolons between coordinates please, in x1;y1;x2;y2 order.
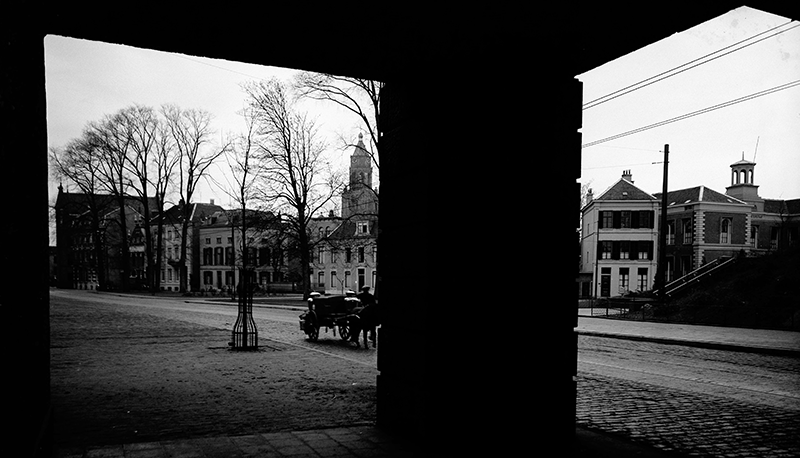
46;5;799;219
578;5;800;201
44;36;368;211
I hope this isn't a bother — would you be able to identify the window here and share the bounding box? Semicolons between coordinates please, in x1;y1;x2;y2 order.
227;236;233;244
214;247;223;265
620;211;631;228
344;271;351;288
637;241;649;260
770;227;779;250
203;271;213;285
619;267;629;293
318;271;325;288
205;237;211;244
600;241;612;260
639;211;652;229
318;246;325;264
330;271;338;289
216;237;222;244
720;218;731;244
637;268;648;291
619;241;630;260
357;221;369;234
225;247;234;265
358;246;365;263
345;247;352;263
601;211;613;229
373;245;377;262
667;221;675;245
358;268;365;290
751;225;759;248
203;247;212;265
683;219;693;244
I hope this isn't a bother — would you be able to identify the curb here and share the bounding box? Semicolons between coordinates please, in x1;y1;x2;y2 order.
576;329;800;358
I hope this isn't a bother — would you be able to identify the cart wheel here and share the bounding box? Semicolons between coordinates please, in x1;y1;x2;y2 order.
338;323;350;341
305;313;319;341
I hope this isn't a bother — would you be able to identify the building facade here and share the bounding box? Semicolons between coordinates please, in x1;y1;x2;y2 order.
310;135;379;294
153;201;224;292
197;209;290;293
54;186;157;291
579;159;800;299
579;171;659;298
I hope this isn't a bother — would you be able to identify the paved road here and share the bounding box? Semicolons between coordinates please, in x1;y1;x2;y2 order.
49;290;378;453
577;334;800;457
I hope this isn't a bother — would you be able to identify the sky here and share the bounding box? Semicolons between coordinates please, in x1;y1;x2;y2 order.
44;35;371;213
578;5;800;202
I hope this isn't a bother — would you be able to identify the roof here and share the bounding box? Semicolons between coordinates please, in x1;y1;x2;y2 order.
764;198;800;215
653;186;748;206
156;202;225;225
594;178;658;202
321;218;379;241
55;190;158;216
352;133;370;157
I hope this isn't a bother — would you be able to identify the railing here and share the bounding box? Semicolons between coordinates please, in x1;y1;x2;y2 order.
654;255;737;298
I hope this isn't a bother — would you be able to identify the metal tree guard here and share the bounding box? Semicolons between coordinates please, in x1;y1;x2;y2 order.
231;270;258;350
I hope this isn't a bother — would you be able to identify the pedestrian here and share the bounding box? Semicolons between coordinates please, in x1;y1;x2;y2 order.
357;286;375;307
354;286;379;348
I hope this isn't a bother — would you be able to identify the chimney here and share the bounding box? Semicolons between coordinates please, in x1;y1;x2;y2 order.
586;188;593;203
210;198;215;205
622;170;633;183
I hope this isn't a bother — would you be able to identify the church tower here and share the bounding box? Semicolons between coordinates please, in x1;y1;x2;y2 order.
341;133;378;219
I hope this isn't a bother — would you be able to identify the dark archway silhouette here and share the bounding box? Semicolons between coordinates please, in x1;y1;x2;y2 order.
6;3;793;456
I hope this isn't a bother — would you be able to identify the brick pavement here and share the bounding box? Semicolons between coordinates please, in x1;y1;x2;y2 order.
576;315;800;458
576;373;800;457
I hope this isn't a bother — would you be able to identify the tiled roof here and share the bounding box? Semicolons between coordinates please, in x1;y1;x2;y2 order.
653;186;748;206
323;218;379;241
764;198;800;215
156;202;225;225
595;179;658;202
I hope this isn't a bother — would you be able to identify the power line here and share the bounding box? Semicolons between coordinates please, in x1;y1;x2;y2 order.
582;79;800;149
583;20;799;111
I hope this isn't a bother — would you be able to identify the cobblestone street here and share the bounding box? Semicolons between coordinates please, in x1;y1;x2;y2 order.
50;292;378;456
576;373;800;457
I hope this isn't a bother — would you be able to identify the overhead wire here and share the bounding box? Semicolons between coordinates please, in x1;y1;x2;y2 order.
581;79;800;149
582;20;800;111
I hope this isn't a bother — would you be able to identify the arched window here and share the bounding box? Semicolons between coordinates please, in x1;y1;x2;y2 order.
720;218;731;244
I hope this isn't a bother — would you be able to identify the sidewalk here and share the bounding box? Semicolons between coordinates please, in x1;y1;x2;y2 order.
52;293;799;457
577;312;800;357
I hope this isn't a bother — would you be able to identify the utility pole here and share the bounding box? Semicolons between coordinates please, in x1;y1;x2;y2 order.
655;144;669;299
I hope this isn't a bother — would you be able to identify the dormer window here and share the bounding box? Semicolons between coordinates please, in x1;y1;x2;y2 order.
357;221;369;235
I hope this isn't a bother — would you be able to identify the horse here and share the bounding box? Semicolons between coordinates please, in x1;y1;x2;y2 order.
348;303;380;349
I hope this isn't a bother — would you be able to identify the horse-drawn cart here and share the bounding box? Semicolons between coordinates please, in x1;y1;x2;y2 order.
299;293;361;341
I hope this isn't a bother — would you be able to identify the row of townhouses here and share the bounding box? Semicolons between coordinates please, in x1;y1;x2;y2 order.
53;136;379;295
579;158;799;298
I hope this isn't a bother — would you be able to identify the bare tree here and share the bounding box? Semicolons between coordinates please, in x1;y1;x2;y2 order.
294;72;383;296
116;105;162;292
150;119;180;292
215;107;266;287
50;134;111;289
244;78;344;298
88;112;137;291
294;72;382;172
162;105;229;293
